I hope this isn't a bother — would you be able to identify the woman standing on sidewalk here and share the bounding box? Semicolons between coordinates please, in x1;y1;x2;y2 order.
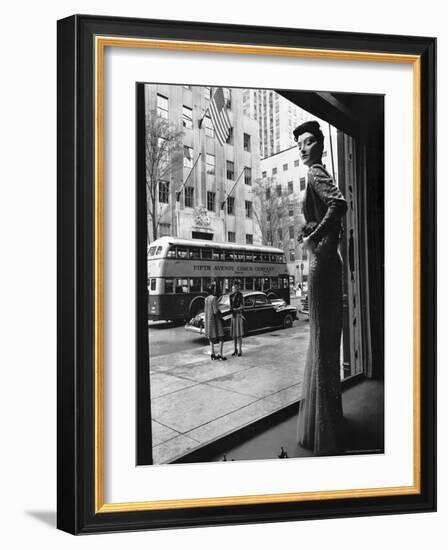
204;285;226;361
230;281;244;357
293;120;348;455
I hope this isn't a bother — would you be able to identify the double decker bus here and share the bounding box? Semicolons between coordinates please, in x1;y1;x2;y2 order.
147;237;290;321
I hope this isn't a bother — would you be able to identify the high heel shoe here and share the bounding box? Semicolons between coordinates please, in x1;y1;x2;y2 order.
231;350;238;356
238;351;242;357
211;353;217;360
216;354;227;361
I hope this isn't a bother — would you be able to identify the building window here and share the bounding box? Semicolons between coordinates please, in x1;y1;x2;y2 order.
272;167;277;175
294;159;300;167
184;186;194;208
302;248;308;261
277;209;282;219
246;234;253;245
227;196;235;215
158;180;169;203
289;249;295;261
206;153;215;175
262;170;267;178
226;127;234;145
244;166;252;186
267;212;271;222
276;184;282;197
283;163;288;171
207;191;215;212
228;231;236;242
278;228;283;240
224;88;232;109
159;223;171;236
226;160;235;180
245;201;253;218
205;115;214;138
266;230;272;243
182;106;193;129
243;133;251;152
287;181;293;194
300;177;306;190
183;146;193;168
289;208;294;217
204;86;211;100
289;226;294;239
266;188;271;200
157;94;168;118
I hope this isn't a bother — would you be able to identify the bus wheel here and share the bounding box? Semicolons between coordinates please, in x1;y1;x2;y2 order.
283;314;293;329
189;297;205;319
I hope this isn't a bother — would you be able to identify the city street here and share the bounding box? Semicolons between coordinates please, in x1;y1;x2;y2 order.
148;307;309;464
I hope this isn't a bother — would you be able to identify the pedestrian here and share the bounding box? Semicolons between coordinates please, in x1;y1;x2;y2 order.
293;120;348;455
230;281;244;356
204;285;226;361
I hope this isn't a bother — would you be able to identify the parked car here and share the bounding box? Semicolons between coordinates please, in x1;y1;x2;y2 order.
185;291;298;337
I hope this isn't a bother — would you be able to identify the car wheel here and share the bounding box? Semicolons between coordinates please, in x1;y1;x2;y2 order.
283;313;294;329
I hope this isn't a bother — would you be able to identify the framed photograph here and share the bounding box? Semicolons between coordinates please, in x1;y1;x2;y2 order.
57;14;436;534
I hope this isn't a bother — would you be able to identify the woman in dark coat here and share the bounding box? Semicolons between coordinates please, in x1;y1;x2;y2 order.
293;120;348;455
204;285;226;360
229;281;244;356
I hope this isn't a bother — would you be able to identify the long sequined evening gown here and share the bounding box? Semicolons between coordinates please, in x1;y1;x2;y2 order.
297;164;348;455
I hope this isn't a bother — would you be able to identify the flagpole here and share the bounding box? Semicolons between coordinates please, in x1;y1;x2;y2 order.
175;152;201;202
221;167;245;210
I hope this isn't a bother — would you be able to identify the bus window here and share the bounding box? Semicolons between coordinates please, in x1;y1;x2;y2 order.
167;247;176;259
245;277;254;290
189;248;200;259
202;277;212;292
220;278;230;294
245;252;253;262
262;253;270;262
177;247;188;259
202;248;212;260
164;279;174;293
270;254;276;262
282;254;287;264
253;252;261;262
156;246;163;256
271;277;278;289
281;276;289;288
175;279;189;293
212;249;221;261
224;250;234;261
148;246;156;256
235;250;245;262
189;278;201;293
150;278;157;291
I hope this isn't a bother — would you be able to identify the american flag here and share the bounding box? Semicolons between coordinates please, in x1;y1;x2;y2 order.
209;87;232;145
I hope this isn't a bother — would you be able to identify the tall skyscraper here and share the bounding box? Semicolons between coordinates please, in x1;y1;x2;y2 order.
242;89;306;158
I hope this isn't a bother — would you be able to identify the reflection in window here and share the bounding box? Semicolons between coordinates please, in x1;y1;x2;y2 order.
175;279;189;293
164;279;174;293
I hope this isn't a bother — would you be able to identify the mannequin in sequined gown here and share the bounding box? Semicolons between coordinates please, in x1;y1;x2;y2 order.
293;121;348;455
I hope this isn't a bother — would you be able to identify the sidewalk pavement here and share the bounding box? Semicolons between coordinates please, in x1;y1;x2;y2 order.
150;322;309;464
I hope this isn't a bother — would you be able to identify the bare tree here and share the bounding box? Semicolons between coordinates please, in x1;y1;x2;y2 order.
145;109;184;242
251;177;305;253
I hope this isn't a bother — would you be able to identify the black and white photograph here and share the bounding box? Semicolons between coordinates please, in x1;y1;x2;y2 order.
138;83;385;465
